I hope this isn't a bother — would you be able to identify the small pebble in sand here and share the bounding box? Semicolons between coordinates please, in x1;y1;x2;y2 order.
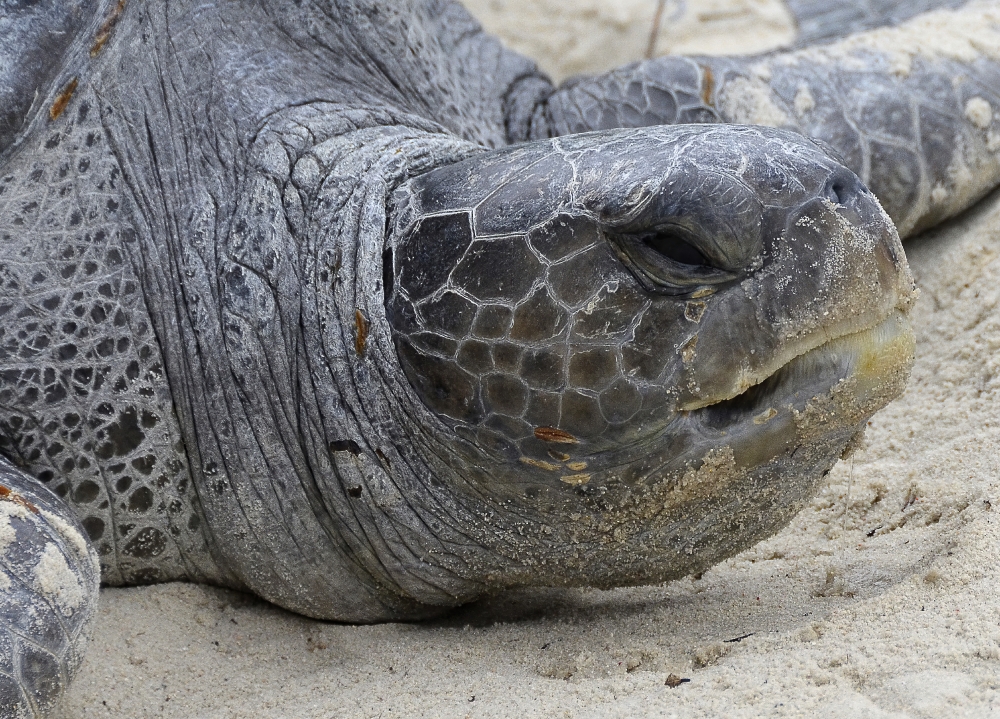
665;674;691;688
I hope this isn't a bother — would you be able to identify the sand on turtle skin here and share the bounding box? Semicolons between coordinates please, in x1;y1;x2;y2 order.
57;2;1000;717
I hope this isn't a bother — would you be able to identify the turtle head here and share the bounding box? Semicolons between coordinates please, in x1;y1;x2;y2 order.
384;125;914;588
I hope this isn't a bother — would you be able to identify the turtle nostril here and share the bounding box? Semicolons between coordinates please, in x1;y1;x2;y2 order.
827;181;847;205
824;170;862;207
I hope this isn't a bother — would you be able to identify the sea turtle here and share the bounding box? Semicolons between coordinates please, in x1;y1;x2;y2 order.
1;0;997;715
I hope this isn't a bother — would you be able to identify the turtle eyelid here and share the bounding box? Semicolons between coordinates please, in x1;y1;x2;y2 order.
606;228;737;296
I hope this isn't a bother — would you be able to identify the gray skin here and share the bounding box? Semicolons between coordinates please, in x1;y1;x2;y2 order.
783;0;972;45
0;0;993;715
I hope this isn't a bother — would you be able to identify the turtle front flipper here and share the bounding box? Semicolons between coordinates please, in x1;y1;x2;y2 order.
516;3;1000;238
0;456;99;718
785;0;970;46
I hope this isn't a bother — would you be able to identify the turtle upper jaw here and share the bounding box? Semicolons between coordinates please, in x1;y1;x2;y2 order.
677;297;915;414
677;277;915;412
691;309;914;470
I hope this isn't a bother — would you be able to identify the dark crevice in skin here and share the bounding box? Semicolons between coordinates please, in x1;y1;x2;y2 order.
606;227;741;295
641;231;710;268
699;364;797;429
382;247;394;306
329;439;363;455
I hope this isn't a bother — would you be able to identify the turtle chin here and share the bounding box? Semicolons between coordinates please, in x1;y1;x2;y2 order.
517;309;915;591
692;308;914;475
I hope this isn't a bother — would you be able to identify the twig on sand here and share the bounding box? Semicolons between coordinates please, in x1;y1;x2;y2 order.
646;0;668;59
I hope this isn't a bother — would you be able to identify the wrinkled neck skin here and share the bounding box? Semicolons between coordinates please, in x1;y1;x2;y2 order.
247;121;496;618
40;0;559;620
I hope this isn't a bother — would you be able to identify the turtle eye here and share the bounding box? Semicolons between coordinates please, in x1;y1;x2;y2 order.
607;226;737;296
641;231;711;268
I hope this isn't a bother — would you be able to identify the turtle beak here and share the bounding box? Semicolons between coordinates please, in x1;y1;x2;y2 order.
674;167;915;416
691;309;913;471
673;169;916;470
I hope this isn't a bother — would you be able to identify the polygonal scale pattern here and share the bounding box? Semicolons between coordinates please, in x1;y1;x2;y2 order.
385;125;882;490
0;90;204;585
540;57;719;139
388;202;691;468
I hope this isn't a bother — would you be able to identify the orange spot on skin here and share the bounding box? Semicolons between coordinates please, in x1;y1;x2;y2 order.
701;65;715;107
684;301;707;323
355;309;369;356
0;485;39;514
91;0;127;56
534;427;579;444
519;457;561;472
49;78;78;121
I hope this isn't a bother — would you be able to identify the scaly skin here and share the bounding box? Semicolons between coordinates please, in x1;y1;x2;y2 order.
784;0;971;45
516;1;1000;236
0;0;986;715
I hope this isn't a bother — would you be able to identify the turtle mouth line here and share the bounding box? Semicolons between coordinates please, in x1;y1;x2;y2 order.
693;309;914;429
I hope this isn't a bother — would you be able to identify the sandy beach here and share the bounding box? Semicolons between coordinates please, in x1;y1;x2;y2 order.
58;2;1000;717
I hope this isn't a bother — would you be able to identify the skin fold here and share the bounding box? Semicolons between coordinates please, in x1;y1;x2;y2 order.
0;0;990;714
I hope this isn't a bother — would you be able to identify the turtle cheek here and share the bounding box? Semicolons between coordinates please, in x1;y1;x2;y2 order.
671;287;763;411
673;185;910;412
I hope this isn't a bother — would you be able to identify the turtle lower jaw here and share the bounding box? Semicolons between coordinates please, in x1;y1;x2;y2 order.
692;309;914;468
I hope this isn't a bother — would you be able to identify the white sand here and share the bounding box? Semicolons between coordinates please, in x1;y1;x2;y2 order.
59;3;1000;717
461;0;794;81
